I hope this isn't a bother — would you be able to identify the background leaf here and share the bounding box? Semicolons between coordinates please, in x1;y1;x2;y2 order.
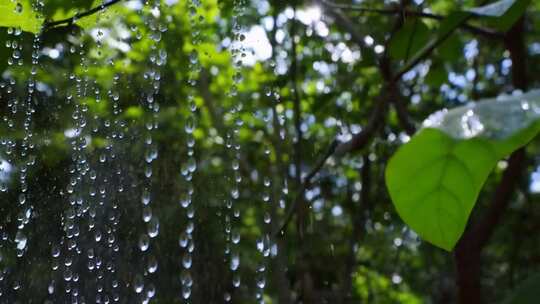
467;0;517;17
398;11;469;76
389;20;430;61
0;0;43;33
467;0;531;31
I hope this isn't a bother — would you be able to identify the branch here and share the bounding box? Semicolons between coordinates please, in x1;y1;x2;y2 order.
43;0;123;30
393;91;417;135
341;154;373;301
454;17;528;304
275;85;392;236
313;0;397;155
316;0;375;59
458;17;528;252
462;149;526;251
334;90;389;156
455;148;526;303
199;68;227;132
275;1;392;234
320;0;503;39
275;138;339;236
291;6;307;239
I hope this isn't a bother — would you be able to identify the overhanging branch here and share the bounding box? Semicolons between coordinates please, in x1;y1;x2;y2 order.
320;0;503;39
43;0;123;30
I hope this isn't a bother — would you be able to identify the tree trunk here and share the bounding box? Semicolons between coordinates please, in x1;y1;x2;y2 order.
454;17;527;304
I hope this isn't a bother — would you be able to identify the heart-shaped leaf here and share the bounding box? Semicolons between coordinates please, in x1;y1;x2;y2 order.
386;90;540;251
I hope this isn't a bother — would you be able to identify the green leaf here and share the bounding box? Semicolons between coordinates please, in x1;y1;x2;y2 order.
42;0;95;20
389;20;430;61
75;2;121;30
125;106;144;119
0;0;123;33
467;0;517;17
424;64;447;86
437;34;462;61
385;90;540;251
438;11;470;35
467;0;530;31
502;273;540;304
0;0;43;33
399;12;469;76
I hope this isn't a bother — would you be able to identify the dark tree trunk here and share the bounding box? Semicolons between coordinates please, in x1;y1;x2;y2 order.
454;17;527;304
455;247;482;303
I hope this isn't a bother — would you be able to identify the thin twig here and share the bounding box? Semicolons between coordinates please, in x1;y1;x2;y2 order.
340;154;373;301
314;1;393;154
316;0;375;59
275;138;339;236
291;6;306;239
393;93;417;135
334;94;388;155
320;0;503;39
320;0;399;15
273;71;391;235
387;2;418;136
43;0;123;30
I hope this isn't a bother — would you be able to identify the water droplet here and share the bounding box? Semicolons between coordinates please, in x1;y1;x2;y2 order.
14;2;23;13
15;231;27;250
139;234;150;251
141;189;151;205
147;217;159;238
230;252;240;271
182;253;192;269
142;206;152;222
134;275;144;293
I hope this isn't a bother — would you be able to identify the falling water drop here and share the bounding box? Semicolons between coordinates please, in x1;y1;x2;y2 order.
147;256;158;273
139;234;150;252
14;231;27;251
14;2;23;14
230;252;240;271
134;275;144;293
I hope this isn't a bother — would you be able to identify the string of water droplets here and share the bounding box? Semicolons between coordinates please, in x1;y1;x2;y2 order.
268;84;289;212
17;17;41;277
6;0;43;297
100;71;125;303
1;1;288;302
254;102;275;304
58;36;92;302
13;22;29;261
178;1;202;301
135;1;166;301
88;11;122;302
222;1;247;301
92;70;125;303
0;23;18;296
